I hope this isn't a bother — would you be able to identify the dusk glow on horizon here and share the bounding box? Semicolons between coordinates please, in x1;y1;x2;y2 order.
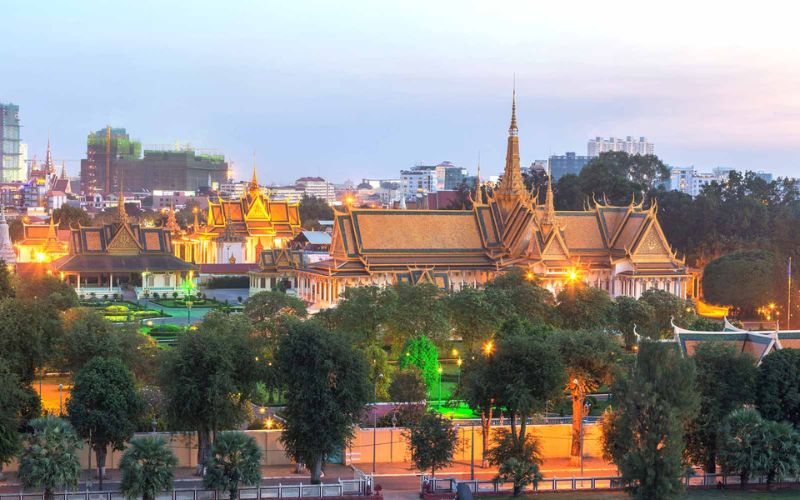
4;0;800;183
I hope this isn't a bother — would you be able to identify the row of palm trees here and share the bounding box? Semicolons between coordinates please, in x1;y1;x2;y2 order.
17;417;262;500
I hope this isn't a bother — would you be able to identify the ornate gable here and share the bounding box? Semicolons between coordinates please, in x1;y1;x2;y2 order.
106;224;142;255
541;230;570;260
246;195;270;221
632;219;673;261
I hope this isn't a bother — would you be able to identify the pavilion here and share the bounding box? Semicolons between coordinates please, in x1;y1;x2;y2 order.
50;199;196;299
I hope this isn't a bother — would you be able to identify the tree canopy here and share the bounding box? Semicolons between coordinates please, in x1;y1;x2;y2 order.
120;436;178;500
17;417;82;500
702;250;778;314
276;321;370;483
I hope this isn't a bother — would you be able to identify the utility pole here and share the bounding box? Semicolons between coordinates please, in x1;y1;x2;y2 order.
470;422;475;480
788;257;793;330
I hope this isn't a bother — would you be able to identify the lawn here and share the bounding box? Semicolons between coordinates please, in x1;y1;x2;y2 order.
479;488;800;499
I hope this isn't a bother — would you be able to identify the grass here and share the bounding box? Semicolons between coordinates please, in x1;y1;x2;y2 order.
479;488;800;499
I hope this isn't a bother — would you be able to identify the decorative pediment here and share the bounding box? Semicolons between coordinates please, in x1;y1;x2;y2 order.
632;222;672;260
106;224;142;255
541;230;570;259
246;195;271;221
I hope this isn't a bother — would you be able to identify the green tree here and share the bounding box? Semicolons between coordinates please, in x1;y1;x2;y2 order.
17;417;82;500
388;368;428;404
759;419;800;490
555;285;616;330
244;290;307;328
496;457;542;497
299;195;334;230
552;330;621;464
203;432;262;500
398;335;440;391
613;296;654;349
756;348;800;426
383;283;449;348
0;298;56;383
0;259;13;300
639;289;694;339
492;334;564;456
67;357;142;489
686;342;757;472
120;436;178;500
702;250;778;314
276;321;370;483
407;411;458;477
445;287;498;354
602;341;698;499
457;356;498;467
325;286;388;346
0;360;40;480
484;268;557;327
717;407;764;487
52;205;91;229
554;174;584;211
364;344;391;400
16;275;79;311
59;309;155;375
159;324;260;474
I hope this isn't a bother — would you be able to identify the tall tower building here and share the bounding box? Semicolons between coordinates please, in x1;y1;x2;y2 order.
0;103;25;182
80;127;141;195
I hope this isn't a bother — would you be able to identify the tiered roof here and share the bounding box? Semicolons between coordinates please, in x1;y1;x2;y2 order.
201;166;301;240
669;318;800;365
277;92;686;286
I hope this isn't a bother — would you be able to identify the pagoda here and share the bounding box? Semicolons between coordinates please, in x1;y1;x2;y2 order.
253;91;690;307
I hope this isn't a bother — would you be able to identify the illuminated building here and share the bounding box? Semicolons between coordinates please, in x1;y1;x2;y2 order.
16;216;69;263
173;166;301;264
50;187;196;298
256;92;689;307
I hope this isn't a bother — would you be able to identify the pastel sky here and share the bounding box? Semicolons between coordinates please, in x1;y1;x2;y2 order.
3;1;800;184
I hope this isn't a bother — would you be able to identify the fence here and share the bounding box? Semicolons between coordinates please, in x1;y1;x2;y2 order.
0;478;372;500
422;471;800;495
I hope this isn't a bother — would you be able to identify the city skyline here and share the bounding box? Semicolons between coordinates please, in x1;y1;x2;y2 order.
4;1;800;184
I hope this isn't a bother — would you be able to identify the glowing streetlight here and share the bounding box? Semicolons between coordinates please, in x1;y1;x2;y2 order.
451;348;459;358
483;340;494;356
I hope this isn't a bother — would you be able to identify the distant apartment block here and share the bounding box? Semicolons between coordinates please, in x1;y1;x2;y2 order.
400;161;466;199
0;103;27;182
548;152;592;181
588;136;654;157
668;166;775;197
295;177;336;203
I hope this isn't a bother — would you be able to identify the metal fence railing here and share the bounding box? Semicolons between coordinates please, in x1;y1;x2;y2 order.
0;478;372;500
421;472;800;495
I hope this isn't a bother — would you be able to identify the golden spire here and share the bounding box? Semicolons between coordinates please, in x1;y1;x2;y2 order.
542;173;556;225
44;133;54;174
47;213;58;240
475;153;483;205
117;170;127;223
60;161;67;180
496;85;526;198
193;206;200;232
165;200;180;233
249;152;260;197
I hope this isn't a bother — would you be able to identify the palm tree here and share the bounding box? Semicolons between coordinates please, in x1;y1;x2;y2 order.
17;417;82;500
120;436;178;500
203;432;262;500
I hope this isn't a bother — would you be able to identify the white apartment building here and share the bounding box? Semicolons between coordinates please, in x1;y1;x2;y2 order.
588;136;654;157
295;177;336;204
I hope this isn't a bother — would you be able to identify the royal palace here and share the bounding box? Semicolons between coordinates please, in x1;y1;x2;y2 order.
250;94;690;308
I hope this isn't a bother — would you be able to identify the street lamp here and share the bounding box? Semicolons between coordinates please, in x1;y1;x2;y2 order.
457;358;463;387
437;366;444;409
58;384;64;415
373;372;383;474
186;300;193;326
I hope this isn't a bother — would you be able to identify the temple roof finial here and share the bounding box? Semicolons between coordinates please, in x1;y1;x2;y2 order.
475;152;483;205
509;76;518;136
542;173;556;225
117;170;127;223
496;84;527;198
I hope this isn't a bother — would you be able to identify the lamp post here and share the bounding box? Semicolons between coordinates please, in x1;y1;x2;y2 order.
457;358;463;387
58;383;64;415
437;366;443;409
186;300;193;326
373;373;383;474
470;421;475;480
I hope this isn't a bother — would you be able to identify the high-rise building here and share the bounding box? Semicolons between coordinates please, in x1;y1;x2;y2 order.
80;127;141;194
0;103;26;182
548;152;592;180
400;161;466;199
80;127;228;193
588;136;654;157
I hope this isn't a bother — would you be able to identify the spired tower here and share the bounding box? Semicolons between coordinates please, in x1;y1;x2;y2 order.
0;205;16;264
493;88;531;219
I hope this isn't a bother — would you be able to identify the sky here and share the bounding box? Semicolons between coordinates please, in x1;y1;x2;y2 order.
3;1;800;184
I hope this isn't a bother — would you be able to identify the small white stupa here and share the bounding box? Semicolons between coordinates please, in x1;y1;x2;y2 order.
0;205;17;265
